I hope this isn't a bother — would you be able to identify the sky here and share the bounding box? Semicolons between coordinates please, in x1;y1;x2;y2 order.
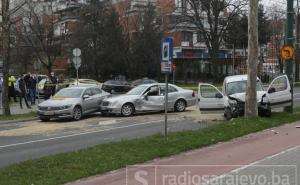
261;0;286;6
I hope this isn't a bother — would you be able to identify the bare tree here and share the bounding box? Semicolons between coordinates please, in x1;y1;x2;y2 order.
0;0;26;115
18;0;60;75
176;0;247;80
267;4;285;74
245;0;259;117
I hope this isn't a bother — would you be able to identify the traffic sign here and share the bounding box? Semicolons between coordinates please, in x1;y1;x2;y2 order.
73;56;82;69
280;45;294;60
161;37;173;74
73;48;81;57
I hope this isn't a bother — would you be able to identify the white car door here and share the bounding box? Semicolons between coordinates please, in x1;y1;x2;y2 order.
141;85;164;111
198;83;225;113
266;75;292;108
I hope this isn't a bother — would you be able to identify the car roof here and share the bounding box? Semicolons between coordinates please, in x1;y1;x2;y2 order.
64;86;98;90
139;83;178;87
224;75;260;83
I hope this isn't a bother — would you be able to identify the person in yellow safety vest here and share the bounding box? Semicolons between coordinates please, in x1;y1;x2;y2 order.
8;75;18;102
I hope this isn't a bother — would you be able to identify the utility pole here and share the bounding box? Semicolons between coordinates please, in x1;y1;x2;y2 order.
285;0;294;113
295;0;300;82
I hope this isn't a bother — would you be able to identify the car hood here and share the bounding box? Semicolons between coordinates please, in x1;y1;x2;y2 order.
39;97;80;107
228;91;266;102
104;94;140;103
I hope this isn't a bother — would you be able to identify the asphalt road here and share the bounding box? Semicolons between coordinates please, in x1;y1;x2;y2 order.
0;108;221;168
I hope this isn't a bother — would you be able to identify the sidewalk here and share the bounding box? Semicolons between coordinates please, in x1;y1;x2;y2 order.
0;102;39;115
66;121;300;185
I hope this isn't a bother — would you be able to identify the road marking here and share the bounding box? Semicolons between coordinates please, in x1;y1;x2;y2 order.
205;144;300;183
98;120;117;125
0;117;184;149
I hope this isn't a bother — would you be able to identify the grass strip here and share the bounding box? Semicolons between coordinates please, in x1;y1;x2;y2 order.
0;112;37;121
1;109;300;185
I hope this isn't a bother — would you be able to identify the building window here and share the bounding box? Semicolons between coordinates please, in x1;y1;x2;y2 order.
197;33;206;42
182;31;193;42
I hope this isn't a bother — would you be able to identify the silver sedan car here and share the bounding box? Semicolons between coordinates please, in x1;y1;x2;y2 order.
100;83;197;116
38;86;110;121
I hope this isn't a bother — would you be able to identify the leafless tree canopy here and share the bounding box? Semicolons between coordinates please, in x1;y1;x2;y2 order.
15;0;60;74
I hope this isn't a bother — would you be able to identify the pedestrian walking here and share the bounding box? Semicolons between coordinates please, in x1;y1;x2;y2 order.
0;77;3;109
8;75;17;102
17;75;32;109
28;74;37;105
50;72;58;96
24;73;31;100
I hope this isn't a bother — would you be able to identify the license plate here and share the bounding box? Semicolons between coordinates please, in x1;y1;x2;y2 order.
42;112;54;116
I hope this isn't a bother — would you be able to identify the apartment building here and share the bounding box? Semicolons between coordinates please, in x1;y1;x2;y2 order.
112;0;242;80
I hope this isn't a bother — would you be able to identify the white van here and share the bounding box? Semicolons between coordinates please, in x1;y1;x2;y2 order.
198;75;292;119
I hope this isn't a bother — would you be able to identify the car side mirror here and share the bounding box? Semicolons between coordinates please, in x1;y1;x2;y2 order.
143;94;148;101
83;94;90;99
215;92;223;98
268;87;276;94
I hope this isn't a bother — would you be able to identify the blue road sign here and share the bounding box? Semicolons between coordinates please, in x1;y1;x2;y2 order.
161;37;173;74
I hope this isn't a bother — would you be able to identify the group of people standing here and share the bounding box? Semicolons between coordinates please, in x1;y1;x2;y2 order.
0;72;58;109
8;74;38;109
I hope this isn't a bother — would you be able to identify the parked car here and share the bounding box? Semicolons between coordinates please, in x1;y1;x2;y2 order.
68;79;102;87
130;78;158;88
102;80;131;94
198;75;292;119
37;86;110;121
100;83;196;116
37;74;48;82
37;78;51;97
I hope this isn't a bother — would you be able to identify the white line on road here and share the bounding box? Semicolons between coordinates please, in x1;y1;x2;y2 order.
98;120;117;125
0;117;184;149
205;144;300;184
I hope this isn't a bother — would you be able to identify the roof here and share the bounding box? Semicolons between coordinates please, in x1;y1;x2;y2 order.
224;75;260;83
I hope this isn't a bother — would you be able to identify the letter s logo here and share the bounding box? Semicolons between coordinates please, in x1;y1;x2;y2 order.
134;170;148;185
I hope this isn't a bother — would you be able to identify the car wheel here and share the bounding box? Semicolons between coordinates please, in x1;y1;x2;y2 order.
224;107;232;120
260;109;271;117
121;103;135;116
40;117;50;122
174;99;186;112
73;106;82;121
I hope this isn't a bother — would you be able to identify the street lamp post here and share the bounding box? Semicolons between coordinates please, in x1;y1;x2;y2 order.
285;0;294;113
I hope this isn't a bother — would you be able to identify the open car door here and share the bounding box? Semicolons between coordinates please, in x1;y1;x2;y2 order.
198;83;224;113
266;75;292;108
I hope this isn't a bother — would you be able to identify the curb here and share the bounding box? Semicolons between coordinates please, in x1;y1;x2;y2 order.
0;117;38;125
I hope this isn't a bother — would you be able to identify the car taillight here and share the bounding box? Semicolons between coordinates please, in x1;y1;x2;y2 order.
192;91;195;97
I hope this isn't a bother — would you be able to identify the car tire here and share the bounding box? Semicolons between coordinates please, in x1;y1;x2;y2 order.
40;117;50;122
224;107;232;120
174;99;186;112
121;103;135;116
73;106;83;121
260;109;271;117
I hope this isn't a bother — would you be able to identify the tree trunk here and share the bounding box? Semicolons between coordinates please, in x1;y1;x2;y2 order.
2;0;11;116
245;0;259;117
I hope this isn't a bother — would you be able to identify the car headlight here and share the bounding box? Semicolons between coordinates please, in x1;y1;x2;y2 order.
228;99;237;105
60;105;72;110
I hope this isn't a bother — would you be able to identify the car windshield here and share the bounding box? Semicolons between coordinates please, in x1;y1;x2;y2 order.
226;80;263;95
126;85;148;95
55;88;83;98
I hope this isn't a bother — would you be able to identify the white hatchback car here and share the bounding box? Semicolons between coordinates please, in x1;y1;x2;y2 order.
198;75;292;119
